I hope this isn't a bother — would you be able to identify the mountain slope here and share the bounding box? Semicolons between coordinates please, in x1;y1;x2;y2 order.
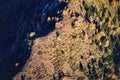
10;0;120;80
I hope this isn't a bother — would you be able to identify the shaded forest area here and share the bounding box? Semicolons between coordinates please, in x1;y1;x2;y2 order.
0;0;68;80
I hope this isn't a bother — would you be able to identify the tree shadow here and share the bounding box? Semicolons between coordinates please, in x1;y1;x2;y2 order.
111;34;120;77
0;0;69;80
83;33;120;79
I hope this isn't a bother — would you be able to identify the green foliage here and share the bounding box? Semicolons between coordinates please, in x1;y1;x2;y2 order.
72;35;77;39
77;77;84;80
71;26;77;29
86;9;94;17
83;1;89;11
103;55;113;63
102;8;107;17
99;23;109;37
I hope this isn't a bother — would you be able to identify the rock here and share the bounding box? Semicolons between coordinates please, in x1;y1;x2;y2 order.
104;40;109;47
52;17;55;20
95;33;101;40
99;31;106;37
95;17;100;22
15;63;20;67
83;33;88;40
55;17;60;22
77;16;84;22
55;22;63;29
111;74;117;79
89;16;93;22
110;0;116;7
47;17;51;21
89;23;96;30
29;32;36;37
62;77;72;80
75;21;81;27
63;10;68;16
